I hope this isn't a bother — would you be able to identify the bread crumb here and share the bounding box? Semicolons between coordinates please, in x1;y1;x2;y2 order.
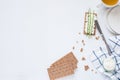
82;40;84;43
76;41;78;43
84;65;89;71
72;46;75;50
91;69;97;74
82;40;85;46
78;32;81;35
82;57;86;61
80;48;83;52
83;43;85;46
95;36;100;40
91;69;94;72
95;71;97;74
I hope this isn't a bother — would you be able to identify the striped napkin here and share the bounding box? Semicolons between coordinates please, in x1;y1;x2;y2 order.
91;36;120;80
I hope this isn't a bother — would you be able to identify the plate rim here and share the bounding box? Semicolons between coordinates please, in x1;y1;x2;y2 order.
106;5;120;34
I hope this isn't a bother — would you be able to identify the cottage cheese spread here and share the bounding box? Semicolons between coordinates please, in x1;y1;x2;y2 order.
103;57;116;72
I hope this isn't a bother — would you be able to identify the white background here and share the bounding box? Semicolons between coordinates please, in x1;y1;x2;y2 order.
0;0;115;80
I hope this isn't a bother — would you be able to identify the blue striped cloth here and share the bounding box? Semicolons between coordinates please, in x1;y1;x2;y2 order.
91;36;120;80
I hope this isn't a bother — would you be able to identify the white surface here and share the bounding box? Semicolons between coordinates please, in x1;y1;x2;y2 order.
107;5;120;34
0;0;116;80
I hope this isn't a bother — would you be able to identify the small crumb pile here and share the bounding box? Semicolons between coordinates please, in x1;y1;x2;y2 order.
95;36;100;40
72;46;75;50
82;57;86;61
84;65;89;71
80;48;83;52
76;41;79;43
82;40;85;46
78;32;81;35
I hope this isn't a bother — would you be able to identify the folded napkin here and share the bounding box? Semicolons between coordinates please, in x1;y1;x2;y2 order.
91;36;120;80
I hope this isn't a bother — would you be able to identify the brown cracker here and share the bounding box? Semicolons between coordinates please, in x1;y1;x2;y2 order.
48;64;74;80
47;52;78;80
51;52;78;67
51;61;77;70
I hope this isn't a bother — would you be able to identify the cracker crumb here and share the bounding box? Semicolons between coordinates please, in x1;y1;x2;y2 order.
95;71;97;74
82;57;85;60
95;36;100;40
76;41;78;43
82;40;84;43
78;32;81;35
82;40;85;46
91;69;94;72
84;65;89;71
83;43;85;46
72;46;75;50
80;48;83;52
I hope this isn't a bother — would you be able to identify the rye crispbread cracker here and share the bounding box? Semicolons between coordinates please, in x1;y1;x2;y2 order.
84;12;97;35
48;65;74;80
47;52;78;80
51;61;77;69
51;52;78;67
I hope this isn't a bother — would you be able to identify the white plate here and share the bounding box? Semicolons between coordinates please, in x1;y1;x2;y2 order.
106;23;117;34
107;6;120;34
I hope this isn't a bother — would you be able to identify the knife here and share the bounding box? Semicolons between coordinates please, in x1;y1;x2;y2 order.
95;20;111;56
